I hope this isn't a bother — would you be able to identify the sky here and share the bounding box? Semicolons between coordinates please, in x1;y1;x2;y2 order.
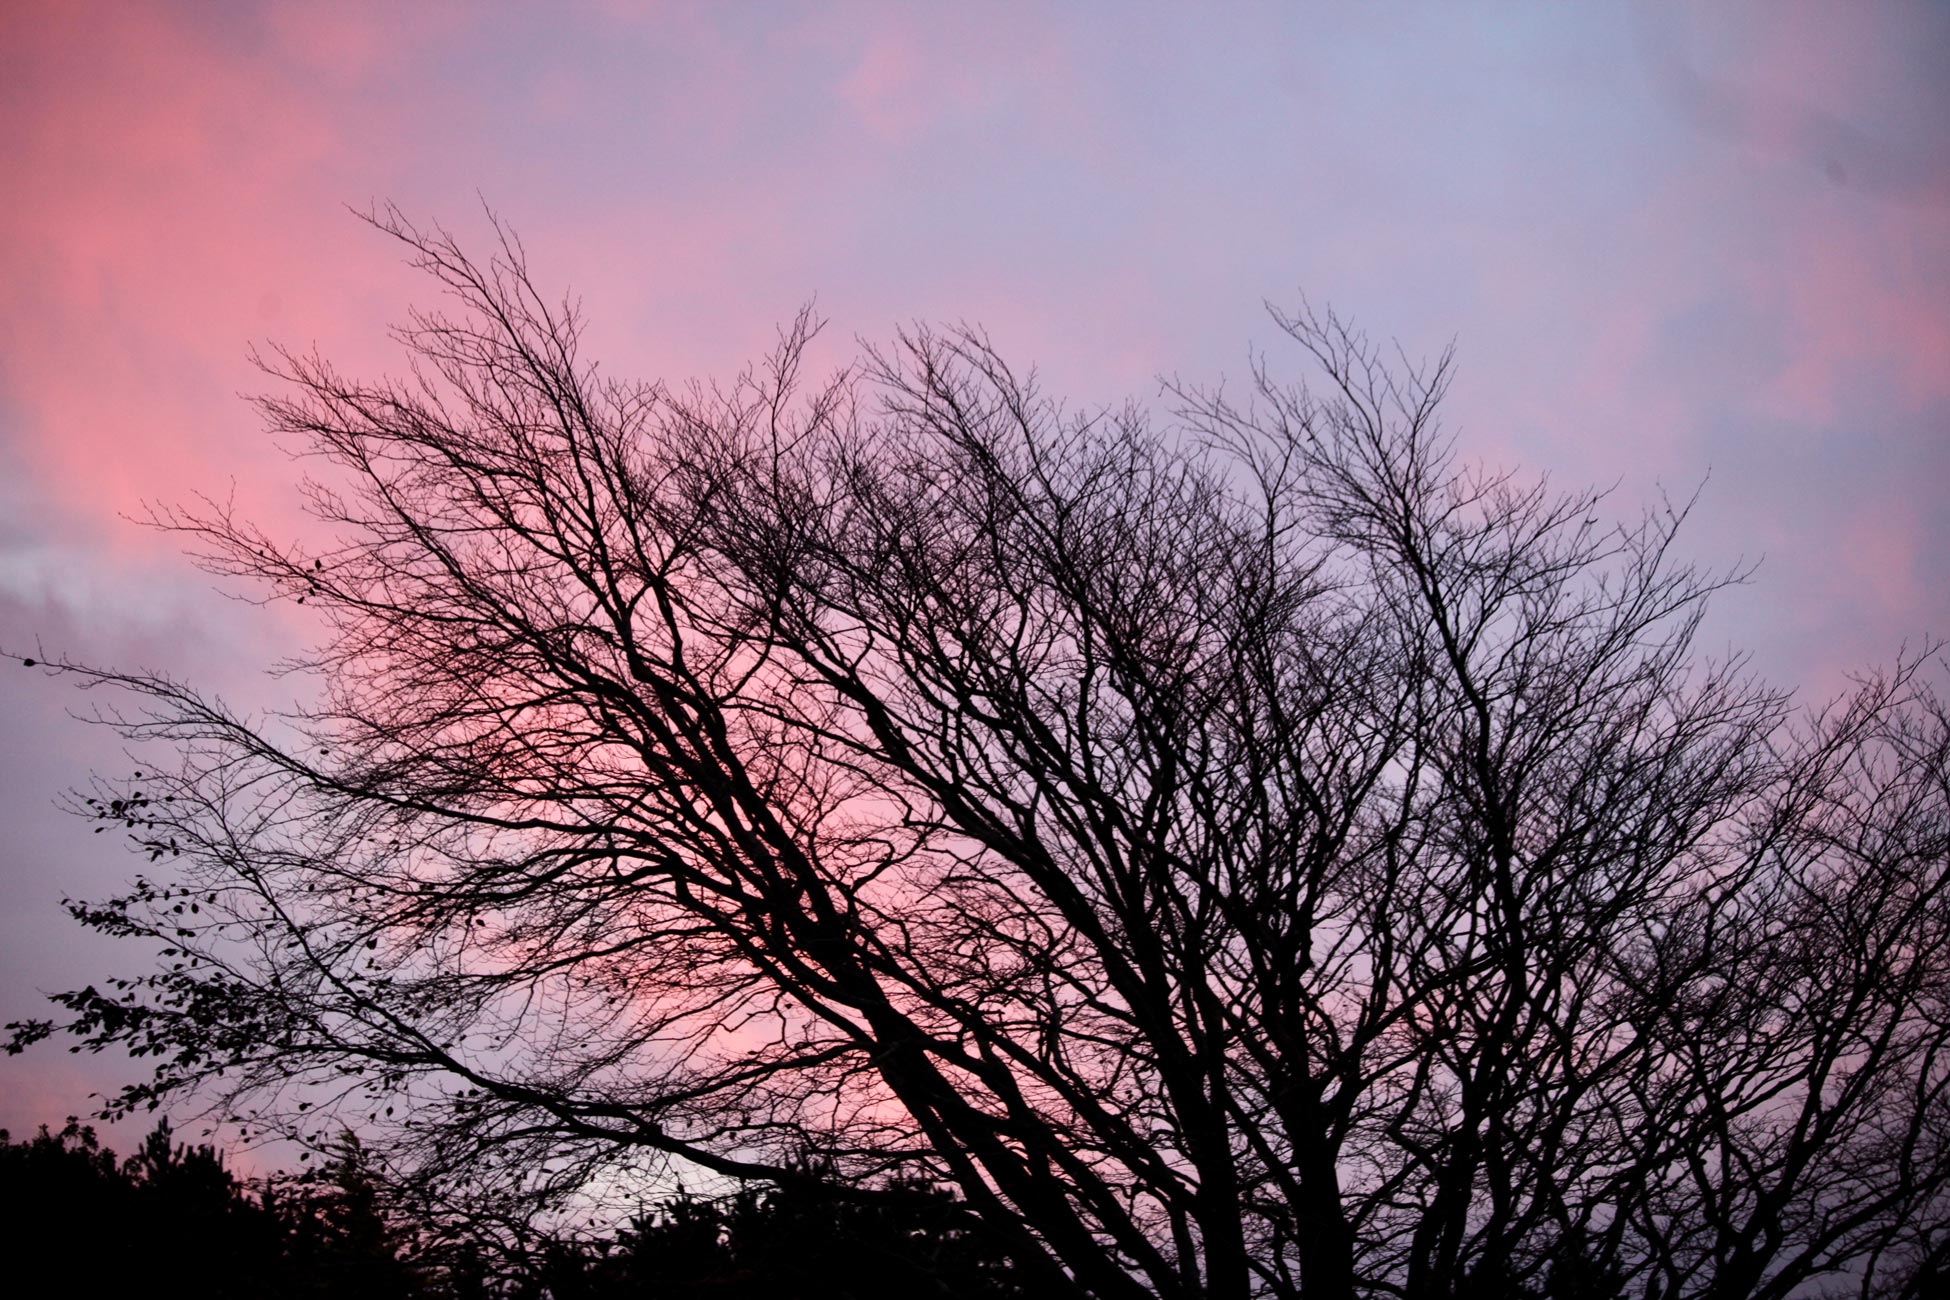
1;1;1945;1149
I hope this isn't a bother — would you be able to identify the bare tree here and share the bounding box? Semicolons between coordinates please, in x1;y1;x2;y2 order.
10;211;1947;1299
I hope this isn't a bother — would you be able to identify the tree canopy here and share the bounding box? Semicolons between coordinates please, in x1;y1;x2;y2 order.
0;1120;1019;1298
0;1120;427;1297
9;211;1948;1299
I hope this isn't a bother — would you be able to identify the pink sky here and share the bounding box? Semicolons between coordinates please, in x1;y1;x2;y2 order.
3;1;1946;1148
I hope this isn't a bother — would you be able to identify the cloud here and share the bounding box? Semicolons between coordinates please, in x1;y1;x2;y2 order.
2;0;1946;1135
1636;3;1950;207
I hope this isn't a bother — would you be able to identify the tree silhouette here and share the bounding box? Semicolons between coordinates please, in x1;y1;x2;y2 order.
0;1118;1021;1298
543;1172;1025;1299
266;1130;427;1299
8;210;1947;1298
0;1119;416;1296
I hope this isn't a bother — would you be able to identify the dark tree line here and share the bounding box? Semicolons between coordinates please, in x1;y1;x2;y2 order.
0;1120;430;1297
8;209;1948;1297
0;1121;1019;1298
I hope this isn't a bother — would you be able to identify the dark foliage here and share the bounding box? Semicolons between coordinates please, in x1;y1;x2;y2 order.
0;1120;415;1298
543;1174;1024;1299
0;1122;1017;1299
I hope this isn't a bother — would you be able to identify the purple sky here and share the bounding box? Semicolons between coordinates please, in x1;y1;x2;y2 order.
3;1;1946;1147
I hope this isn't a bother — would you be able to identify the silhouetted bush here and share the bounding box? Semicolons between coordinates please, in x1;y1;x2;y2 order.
543;1173;1024;1300
1;1123;1019;1298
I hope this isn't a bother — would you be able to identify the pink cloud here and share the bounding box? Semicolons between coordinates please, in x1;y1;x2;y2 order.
838;31;931;141
1755;206;1950;422
1837;502;1926;617
256;1;462;82
817;4;1086;147
0;4;452;556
